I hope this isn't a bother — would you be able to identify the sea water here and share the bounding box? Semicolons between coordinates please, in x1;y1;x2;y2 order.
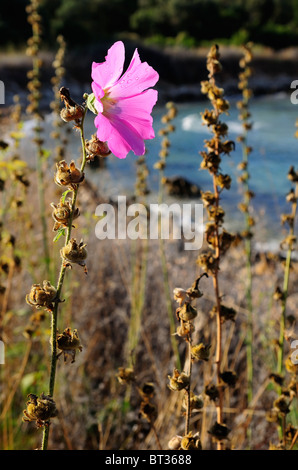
18;92;298;250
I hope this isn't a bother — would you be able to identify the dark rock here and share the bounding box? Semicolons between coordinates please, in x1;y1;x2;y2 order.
163;176;201;198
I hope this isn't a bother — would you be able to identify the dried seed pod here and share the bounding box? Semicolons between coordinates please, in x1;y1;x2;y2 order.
55;160;84;190
22;393;58;427
208;421;230;441
26;281;57;311
139;382;155;399
173;287;188;306
180;432;202;450
51;198;80;231
116;367;136;385
168;435;182;450
60;105;84;122
139;400;157;422
176;321;195;338
204;383;219;401
182;392;204;412
177;302;197;322
60;238;87;273
273;395;291;415
59;86;84;124
186;273;207;300
220;370;237;387
191;343;211;362
168;368;189;391
85;134;111;159
56;327;83;363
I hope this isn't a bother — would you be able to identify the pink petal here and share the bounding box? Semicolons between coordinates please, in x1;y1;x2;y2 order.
91;81;104;113
115;89;158;140
110;48;159;99
95;112;145;159
91;41;125;90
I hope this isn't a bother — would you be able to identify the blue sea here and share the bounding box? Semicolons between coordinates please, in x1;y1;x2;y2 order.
19;91;298;249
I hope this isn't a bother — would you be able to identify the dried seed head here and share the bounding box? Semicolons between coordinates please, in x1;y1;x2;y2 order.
168;368;190;391
51;198;79;231
182;392;204;412
139;400;157;422
57;327;83;363
208;421;230;441
177;302;197;322
116;367;136;385
191;343;211;362
285;354;298;375
210;304;237;323
22;393;58;427
59;87;84;124
85;134;111;159
196;252;218;275
220;370;237;387
204;383;219;401
168;435;182;450
176;321;195;338
26;281;57;311
273;395;291;415
60;238;87;273
186;273;208;300
60;105;84;123
180;432;202;450
173;287;188;306
140;382;155;398
288;166;298;182
55;160;84;190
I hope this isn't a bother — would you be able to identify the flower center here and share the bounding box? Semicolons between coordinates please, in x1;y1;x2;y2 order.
102;90;117;114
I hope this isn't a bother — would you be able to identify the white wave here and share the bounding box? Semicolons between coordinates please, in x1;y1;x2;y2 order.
227;120;267;133
181;114;267;134
181;114;211;133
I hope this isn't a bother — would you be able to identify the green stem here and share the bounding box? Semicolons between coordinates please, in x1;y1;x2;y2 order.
277;182;298;375
242;134;254;406
184;335;192;435
41;107;87;450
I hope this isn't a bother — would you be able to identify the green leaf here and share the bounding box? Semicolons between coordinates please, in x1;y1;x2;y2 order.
53;227;65;242
86;92;98;115
61;189;71;203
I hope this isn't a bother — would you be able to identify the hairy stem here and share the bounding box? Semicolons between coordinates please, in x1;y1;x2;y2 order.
42;107;87;450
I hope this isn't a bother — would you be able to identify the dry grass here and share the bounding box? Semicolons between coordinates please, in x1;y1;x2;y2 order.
0;164;296;450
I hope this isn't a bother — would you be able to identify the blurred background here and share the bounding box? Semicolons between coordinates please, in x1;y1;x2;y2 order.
1;0;298;451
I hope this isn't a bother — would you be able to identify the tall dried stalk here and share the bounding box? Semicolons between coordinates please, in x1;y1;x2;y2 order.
197;45;236;449
236;42;255;409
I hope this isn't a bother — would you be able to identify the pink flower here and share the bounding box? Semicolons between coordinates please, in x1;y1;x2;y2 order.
90;41;159;159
